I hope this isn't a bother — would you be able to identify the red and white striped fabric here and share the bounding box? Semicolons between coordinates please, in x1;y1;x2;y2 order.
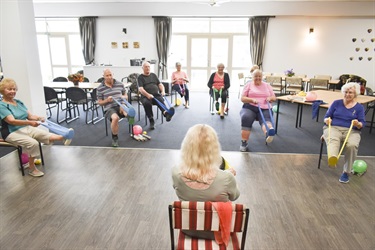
171;201;248;250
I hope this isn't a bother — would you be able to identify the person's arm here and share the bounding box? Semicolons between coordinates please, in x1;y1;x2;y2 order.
324;100;337;125
353;104;366;129
97;88;113;106
224;73;230;90
240;83;258;104
182;72;189;83
4;114;40;127
139;86;153;99
27;112;45;122
266;84;277;102
226;173;240;201
158;82;165;96
207;73;214;89
171;72;177;85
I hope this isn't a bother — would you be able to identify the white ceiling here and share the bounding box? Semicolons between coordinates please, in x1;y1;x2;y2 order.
31;0;375;17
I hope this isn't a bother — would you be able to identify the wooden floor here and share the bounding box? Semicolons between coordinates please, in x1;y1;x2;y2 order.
0;146;374;250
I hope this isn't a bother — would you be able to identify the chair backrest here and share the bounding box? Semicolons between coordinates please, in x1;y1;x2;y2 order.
314;75;331;80
238;73;244;80
66;87;88;103
265;76;282;85
169;201;249;250
285;77;302;86
97;77;104;83
127;73;140;93
295;74;307;78
310;78;329;90
90;88;98;101
83;77;90;82
43;86;58;102
53;76;68;82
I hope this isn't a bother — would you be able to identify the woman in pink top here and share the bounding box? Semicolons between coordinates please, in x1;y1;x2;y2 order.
239;69;276;152
171;62;190;108
207;63;230;119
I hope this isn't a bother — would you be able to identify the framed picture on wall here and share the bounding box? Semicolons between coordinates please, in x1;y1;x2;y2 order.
122;42;128;49
111;42;118;49
133;42;140;48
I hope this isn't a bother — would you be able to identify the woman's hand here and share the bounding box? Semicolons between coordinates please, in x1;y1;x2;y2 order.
324;117;332;125
226;168;236;176
252;98;258;104
266;96;274;103
29;120;40;127
352;119;362;129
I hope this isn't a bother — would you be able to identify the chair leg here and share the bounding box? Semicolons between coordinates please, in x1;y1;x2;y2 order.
39;142;45;166
318;139;324;169
17;146;25;176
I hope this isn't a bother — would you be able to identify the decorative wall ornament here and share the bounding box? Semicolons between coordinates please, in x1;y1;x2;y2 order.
111;42;118;49
122;42;128;49
361;38;365;42
352;38;357;42
133;42;140;48
368;29;372;33
355;48;360;52
349;57;354;61
368;57;372;61
359;57;363;61
365;48;369;52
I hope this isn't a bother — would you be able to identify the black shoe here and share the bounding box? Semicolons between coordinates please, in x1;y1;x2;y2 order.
149;118;155;130
220;115;224;119
164;108;174;122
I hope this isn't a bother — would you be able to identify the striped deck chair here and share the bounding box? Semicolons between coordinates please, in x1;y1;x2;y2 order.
168;201;250;250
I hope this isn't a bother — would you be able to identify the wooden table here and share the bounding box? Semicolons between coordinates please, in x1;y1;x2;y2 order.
275;90;375;134
44;81;101;90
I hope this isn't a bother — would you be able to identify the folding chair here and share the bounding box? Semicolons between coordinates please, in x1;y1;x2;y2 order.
169;201;250;250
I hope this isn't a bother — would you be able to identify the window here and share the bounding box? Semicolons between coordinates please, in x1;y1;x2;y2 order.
35;18;85;82
170;18;250;91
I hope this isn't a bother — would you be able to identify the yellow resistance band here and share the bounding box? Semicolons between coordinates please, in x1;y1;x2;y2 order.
328;120;355;167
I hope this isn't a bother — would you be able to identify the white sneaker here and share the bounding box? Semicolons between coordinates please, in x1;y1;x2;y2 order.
266;135;274;144
64;138;72;146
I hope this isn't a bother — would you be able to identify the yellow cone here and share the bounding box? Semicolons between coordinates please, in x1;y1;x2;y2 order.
175;98;181;106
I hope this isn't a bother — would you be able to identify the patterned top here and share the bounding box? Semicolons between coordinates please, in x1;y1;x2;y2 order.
96;80;126;112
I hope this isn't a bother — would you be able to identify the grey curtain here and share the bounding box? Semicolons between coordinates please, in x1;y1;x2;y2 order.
153;17;172;79
79;17;97;65
249;16;270;69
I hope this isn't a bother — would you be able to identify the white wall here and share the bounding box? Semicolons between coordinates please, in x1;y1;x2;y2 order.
93;16;375;90
95;17;157;67
264;16;375;89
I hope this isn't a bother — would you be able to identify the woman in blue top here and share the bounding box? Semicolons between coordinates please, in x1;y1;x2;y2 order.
0;78;73;177
323;82;366;183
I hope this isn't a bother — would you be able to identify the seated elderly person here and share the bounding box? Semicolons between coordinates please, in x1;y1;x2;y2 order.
323;82;366;184
0;78;73;177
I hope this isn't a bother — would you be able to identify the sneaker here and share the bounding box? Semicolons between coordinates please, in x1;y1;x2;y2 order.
64;138;72;146
29;169;44;177
266;135;274;144
149;119;155;130
240;140;248;152
164;109;174;122
215;101;220;111
112;138;119;147
339;172;349;183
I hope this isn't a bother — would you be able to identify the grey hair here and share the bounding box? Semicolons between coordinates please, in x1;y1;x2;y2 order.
252;69;263;78
217;63;225;68
175;62;181;67
341;82;360;97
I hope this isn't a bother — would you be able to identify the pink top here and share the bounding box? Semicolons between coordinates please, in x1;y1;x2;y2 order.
171;71;188;85
242;81;275;109
212;73;224;89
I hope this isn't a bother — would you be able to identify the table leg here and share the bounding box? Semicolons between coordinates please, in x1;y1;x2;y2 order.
296;104;300;128
299;104;303;127
275;99;280;134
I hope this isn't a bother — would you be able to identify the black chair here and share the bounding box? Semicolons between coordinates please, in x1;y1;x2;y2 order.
44;86;66;123
53;76;68;82
97;77;104;83
89;88;105;125
83;77;90;82
65;87;91;123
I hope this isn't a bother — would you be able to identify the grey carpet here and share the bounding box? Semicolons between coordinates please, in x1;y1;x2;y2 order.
1;91;374;157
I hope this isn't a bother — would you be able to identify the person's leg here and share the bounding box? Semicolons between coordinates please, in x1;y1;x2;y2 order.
141;96;154;122
240;108;256;151
220;90;228;117
184;84;189;108
172;84;183;97
6;127;44;176
323;125;343;159
153;95;174;122
343;130;361;173
259;109;274;143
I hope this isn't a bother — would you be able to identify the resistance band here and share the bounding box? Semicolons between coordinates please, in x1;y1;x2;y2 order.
153;96;175;116
327;119;354;167
114;98;136;118
40;120;74;139
257;101;276;136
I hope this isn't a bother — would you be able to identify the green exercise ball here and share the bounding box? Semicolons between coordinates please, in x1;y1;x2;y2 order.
272;105;278;113
353;160;367;173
